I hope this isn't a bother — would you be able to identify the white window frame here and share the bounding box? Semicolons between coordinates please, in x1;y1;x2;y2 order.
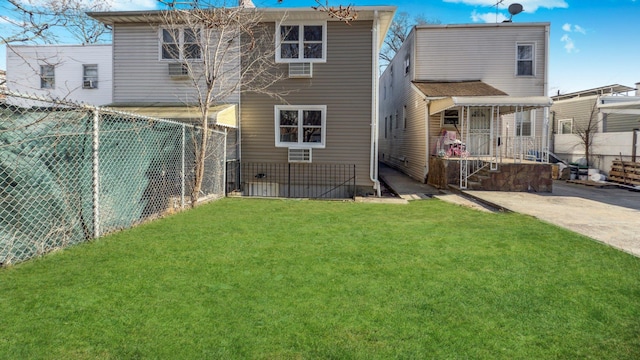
558;118;573;134
515;110;534;137
276;21;327;63
404;54;410;75
40;65;55;89
516;42;535;77
158;27;203;61
403;105;408;129
275;105;326;148
443;108;460;125
82;64;98;89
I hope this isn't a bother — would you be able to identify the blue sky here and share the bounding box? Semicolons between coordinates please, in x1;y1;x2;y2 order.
1;0;639;94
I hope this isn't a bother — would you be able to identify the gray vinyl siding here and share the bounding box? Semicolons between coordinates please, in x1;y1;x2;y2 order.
379;31;428;182
605;113;640;132
241;20;375;188
112;23;240;104
414;24;548;141
551;96;597;134
414;23;547;98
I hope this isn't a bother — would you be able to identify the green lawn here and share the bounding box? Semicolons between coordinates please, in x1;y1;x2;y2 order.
1;198;639;359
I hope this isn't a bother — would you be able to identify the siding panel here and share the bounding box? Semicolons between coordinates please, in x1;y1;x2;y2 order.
112;23;240;105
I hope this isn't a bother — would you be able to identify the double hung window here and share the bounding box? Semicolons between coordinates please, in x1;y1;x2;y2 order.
160;27;202;61
40;65;55;89
275;105;326;148
516;43;534;76
276;22;326;62
83;64;98;88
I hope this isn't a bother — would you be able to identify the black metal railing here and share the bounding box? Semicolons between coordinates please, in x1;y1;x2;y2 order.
227;162;356;199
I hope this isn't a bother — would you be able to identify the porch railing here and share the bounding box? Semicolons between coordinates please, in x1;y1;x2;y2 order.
227;162;356;199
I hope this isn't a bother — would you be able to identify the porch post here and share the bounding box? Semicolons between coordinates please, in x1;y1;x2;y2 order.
543;106;550;163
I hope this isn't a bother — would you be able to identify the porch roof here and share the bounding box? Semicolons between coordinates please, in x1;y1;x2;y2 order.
428;96;553;116
598;98;640;115
412;80;507;97
108;103;238;128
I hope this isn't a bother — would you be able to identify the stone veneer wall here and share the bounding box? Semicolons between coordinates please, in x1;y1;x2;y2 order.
428;157;553;192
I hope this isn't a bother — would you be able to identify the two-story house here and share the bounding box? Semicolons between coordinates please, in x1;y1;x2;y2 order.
89;6;395;198
5;44;113;106
380;23;553;191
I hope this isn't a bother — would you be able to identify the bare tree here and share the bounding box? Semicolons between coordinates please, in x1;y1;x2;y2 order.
574;100;601;168
380;12;439;65
1;0;111;45
155;5;288;206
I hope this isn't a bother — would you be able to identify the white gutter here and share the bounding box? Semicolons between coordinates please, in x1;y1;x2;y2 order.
543;23;550;162
370;10;381;196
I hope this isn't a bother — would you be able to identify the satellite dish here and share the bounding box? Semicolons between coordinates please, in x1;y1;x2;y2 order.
502;3;524;22
508;3;524;16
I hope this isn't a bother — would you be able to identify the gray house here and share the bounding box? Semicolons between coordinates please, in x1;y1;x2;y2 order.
90;6;396;198
380;22;553;191
551;83;640;174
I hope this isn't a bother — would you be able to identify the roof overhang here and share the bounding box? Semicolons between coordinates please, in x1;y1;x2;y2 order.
429;96;553;115
108;103;237;128
412;80;507;98
598;98;640;115
87;6;396;47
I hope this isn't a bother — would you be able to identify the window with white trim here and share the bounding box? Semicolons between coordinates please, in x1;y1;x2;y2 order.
160;27;202;61
40;65;55;89
516;43;534;76
516;110;532;136
558;118;573;134
443;109;459;125
403;105;407;129
276;22;326;63
404;54;410;75
82;64;98;89
275;105;326;148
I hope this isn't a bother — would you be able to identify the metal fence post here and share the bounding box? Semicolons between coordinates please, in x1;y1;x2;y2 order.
92;108;100;238
181;124;186;208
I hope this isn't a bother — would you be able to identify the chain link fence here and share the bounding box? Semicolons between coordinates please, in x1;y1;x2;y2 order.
0;90;227;266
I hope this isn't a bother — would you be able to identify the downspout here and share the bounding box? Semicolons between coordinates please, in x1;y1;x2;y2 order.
543;24;551;162
370;10;381;196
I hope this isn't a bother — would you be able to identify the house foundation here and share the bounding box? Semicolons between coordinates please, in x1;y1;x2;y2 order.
428;157;553;192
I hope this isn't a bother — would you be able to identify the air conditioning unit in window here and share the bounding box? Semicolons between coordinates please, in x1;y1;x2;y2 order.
168;63;189;77
288;148;312;163
288;63;313;78
83;80;97;89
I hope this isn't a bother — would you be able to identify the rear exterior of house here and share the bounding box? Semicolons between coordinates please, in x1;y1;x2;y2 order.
240;8;394;197
380;23;552;191
5;44;112;106
90;7;395;198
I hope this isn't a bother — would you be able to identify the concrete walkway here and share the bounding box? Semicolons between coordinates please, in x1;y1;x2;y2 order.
378;164;495;212
378;163;640;258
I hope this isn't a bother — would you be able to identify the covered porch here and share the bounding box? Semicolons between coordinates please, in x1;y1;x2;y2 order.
417;82;553;191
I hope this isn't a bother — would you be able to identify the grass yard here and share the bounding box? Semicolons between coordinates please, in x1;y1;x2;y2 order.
1;198;639;359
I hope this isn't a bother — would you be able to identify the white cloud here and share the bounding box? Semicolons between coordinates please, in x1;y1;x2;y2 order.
561;34;578;53
443;0;569;13
471;10;507;23
562;23;587;34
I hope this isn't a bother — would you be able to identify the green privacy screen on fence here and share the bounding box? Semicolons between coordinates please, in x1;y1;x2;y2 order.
0;91;227;265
